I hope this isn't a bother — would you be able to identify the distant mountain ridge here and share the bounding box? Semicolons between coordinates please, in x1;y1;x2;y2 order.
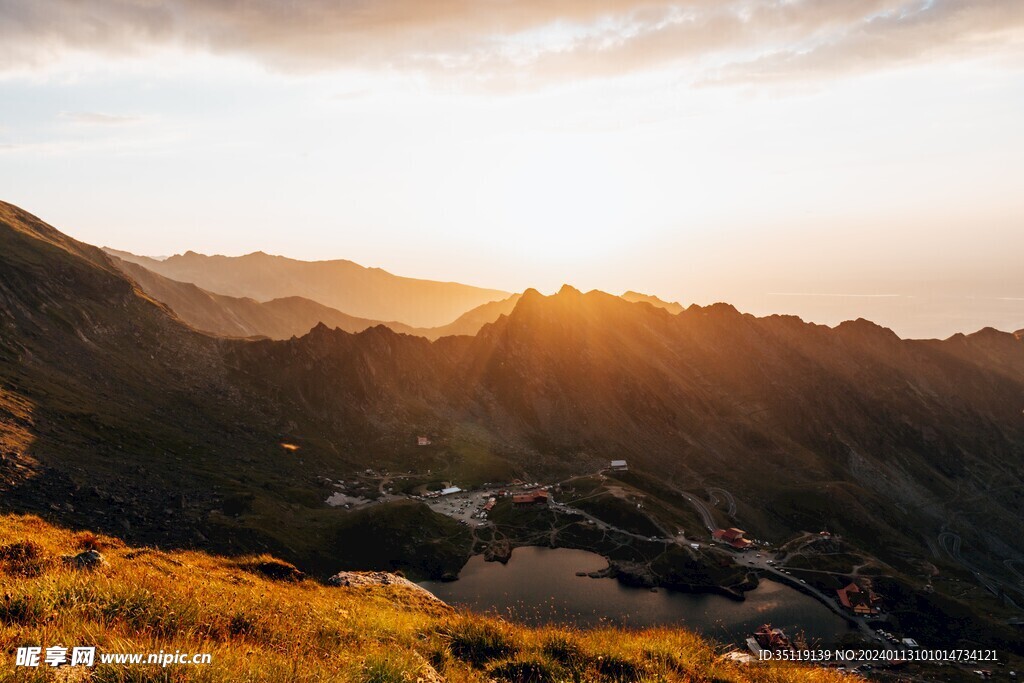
106;255;686;341
109;256;402;338
104;247;510;328
108;253;521;340
620;290;685;314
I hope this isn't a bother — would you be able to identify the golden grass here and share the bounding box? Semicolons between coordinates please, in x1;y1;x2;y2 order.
0;514;852;682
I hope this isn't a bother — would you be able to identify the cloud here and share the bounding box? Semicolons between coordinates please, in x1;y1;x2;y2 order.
704;0;1024;85
0;0;1021;85
58;111;141;125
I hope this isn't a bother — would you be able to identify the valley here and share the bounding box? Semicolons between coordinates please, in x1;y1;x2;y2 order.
2;200;1024;679
315;464;1024;658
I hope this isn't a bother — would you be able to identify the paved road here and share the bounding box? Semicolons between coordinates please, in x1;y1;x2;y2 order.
741;553;881;641
939;531;1022;607
551;501;675;544
707;487;737;517
1006;559;1024;584
678;491;717;531
938;531;997;593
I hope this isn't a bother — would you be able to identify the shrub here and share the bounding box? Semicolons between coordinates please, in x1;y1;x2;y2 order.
0;591;47;623
229;612;258;637
235;556;305;582
0;540;50;576
488;657;561;683
595;654;645;682
443;616;516;666
74;530;103;550
541;632;586;667
363;653;416;683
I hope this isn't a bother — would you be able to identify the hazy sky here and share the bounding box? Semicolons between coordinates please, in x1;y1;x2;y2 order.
1;0;1023;337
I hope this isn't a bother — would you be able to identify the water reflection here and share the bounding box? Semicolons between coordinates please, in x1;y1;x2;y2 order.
421;546;852;645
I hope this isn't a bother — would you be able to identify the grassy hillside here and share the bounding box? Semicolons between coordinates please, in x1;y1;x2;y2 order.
0;514;850;683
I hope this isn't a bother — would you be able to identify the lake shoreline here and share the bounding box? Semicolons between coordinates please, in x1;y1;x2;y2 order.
477;536;756;599
421;546;853;643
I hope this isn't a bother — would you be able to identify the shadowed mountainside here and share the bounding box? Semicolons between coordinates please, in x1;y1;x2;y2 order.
245;286;1024;576
3;202;1024;600
104;247;509;329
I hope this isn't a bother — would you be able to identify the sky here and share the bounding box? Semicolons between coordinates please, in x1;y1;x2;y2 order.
1;0;1023;338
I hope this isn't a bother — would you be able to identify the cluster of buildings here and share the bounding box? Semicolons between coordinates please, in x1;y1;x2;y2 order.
837;580;882;616
746;624;793;656
512;491;550;507
421;485;461;499
712;527;754;550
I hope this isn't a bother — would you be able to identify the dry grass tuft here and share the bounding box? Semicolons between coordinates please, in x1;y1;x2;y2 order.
0;540;50;577
233;555;306;582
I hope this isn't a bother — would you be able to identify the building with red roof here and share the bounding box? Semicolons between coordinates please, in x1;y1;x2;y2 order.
712;527;754;550
512;491;550;507
836;581;882;616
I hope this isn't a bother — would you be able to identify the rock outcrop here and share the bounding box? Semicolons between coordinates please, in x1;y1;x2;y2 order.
327;570;450;608
63;549;104;569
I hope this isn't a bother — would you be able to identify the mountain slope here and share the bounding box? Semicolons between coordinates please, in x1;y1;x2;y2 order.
0;201;281;545
464;289;1024;576
105;247;509;328
424;293;521;337
0;201;471;576
110;255;410;339
227;283;1024;587
4;201;1024;615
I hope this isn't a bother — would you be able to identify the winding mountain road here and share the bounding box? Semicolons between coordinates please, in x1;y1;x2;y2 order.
939;531;1022;607
707;487;737;517
741;553;879;640
679;492;717;532
1006;559;1024;584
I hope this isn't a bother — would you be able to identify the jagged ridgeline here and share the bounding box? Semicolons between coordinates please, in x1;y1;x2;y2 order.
2;199;1024;595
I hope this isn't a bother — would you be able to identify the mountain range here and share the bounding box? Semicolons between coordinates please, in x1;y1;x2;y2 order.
105;249;686;341
106;253;526;340
2;200;1023;623
104;247;509;329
